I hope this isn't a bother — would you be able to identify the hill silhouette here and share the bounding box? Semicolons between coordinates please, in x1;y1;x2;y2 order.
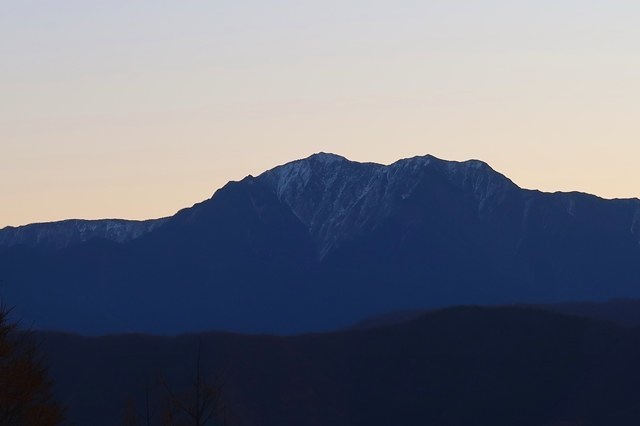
38;305;640;425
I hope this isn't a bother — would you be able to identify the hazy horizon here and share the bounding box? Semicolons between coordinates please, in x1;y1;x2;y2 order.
3;1;639;227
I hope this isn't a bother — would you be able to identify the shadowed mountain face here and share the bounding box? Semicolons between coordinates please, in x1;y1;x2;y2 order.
39;306;640;426
1;153;639;335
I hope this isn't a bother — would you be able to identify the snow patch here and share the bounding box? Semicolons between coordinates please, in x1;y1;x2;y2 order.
259;153;514;258
0;218;168;251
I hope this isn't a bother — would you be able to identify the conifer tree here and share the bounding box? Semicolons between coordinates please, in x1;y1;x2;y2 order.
0;307;63;425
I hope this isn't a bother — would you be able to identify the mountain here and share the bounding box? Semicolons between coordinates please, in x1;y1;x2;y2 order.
260;153;518;259
0;218;168;252
39;306;640;425
1;153;639;335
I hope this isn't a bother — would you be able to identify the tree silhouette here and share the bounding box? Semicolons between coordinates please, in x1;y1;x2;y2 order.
161;340;229;425
0;306;63;425
124;339;230;426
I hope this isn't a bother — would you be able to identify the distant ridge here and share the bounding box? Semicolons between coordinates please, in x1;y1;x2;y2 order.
0;217;169;251
350;299;640;330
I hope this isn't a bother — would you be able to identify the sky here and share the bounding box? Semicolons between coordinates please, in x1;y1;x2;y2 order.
2;1;639;228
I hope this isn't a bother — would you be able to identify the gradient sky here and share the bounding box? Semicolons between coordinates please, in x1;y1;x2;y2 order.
2;1;639;228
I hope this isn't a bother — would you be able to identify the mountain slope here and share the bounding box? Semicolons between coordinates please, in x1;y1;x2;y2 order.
1;153;639;335
259;153;519;258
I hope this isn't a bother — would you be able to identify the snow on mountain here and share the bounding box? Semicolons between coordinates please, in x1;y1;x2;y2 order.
0;218;169;251
259;152;518;257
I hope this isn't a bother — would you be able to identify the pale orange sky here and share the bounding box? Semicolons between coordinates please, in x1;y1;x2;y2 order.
2;1;639;228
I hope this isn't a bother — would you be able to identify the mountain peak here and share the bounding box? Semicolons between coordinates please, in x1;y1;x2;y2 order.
306;152;348;163
257;153;517;258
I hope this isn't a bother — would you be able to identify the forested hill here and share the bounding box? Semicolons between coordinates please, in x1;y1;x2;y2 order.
40;305;640;425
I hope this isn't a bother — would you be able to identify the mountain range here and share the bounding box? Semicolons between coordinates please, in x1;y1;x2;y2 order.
1;153;639;335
